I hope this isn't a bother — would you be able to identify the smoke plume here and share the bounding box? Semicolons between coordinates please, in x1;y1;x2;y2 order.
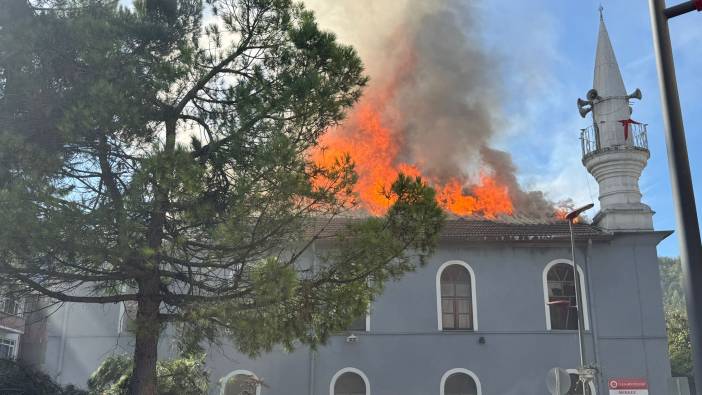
305;0;554;218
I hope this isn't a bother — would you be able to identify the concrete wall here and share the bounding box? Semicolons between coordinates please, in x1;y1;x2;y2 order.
43;302;134;386
40;233;671;394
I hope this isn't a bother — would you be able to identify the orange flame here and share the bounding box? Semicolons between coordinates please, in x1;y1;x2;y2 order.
554;209;583;224
436;177;513;218
311;96;514;218
310;43;514;218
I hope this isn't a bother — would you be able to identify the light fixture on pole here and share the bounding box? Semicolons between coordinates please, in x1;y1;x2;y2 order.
566;203;595;395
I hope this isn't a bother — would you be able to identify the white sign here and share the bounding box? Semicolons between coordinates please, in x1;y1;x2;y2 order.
608;378;648;395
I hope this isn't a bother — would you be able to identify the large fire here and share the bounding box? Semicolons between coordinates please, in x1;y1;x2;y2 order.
311;86;514;218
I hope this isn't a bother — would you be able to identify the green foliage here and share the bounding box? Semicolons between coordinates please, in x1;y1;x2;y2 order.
660;257;693;378
660;256;686;311
0;358;87;395
87;354;209;395
185;175;445;355
666;310;693;378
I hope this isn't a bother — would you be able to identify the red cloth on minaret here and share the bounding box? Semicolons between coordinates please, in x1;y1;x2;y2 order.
618;119;641;141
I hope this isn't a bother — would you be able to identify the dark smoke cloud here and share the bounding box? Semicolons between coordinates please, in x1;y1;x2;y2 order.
306;0;554;217
480;147;556;218
395;1;498;182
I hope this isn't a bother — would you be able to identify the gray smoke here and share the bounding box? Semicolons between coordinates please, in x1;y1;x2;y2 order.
305;0;554;217
394;2;498;182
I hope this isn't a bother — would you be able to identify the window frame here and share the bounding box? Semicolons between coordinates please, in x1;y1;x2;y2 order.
439;368;482;395
0;297;23;317
346;309;371;332
543;259;590;331
0;336;17;360
220;369;261;395
436;261;478;331
118;300;138;334
345;277;373;333
329;367;370;395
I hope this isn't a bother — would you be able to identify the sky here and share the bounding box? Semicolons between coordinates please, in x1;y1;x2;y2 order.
118;0;701;257
469;1;701;257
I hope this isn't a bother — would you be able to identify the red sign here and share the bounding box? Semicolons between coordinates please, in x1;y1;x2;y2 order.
608;378;648;389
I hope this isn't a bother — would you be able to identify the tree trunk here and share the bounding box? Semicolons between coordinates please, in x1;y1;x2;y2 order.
129;294;161;395
130;115;173;394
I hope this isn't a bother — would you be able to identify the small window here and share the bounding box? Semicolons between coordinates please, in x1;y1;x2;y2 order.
118;301;137;334
440;369;481;395
346;315;367;332
330;368;369;395
439;264;474;330
221;370;261;395
334;372;366;395
545;262;588;330
0;337;17;360
0;297;23;317
444;373;478;395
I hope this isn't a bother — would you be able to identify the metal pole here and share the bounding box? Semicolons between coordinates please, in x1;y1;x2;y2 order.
569;219;587;368
649;1;702;392
568;219;594;395
664;0;699;18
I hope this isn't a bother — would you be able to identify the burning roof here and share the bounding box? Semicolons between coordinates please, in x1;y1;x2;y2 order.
307;0;556;219
307;217;611;243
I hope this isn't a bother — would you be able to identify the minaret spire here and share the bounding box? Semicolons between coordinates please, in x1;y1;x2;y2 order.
594;15;626;99
575;12;653;232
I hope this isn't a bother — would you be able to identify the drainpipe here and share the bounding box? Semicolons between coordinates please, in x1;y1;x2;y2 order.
309;241;317;395
584;239;603;394
55;303;72;382
309;348;316;395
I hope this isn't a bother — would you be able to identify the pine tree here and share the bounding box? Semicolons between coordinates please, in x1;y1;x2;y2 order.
0;1;444;393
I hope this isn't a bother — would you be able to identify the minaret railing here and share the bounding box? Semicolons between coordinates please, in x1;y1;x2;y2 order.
631;123;649;151
580;121;648;159
580;125;599;157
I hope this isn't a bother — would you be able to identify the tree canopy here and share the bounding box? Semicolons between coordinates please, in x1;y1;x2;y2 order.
0;1;444;393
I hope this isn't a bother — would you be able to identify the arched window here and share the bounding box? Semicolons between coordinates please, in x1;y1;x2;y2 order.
221;370;261;395
437;261;477;330
440;368;482;395
543;260;589;330
330;367;370;395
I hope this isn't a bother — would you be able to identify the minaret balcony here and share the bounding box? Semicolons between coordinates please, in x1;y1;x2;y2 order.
580;121;649;160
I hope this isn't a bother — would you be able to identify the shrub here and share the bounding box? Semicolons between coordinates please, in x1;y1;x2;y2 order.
87;354;209;395
0;359;87;395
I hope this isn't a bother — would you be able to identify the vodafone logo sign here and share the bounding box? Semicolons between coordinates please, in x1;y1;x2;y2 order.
608;378;648;394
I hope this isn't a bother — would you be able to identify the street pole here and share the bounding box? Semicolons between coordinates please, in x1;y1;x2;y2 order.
569;219;587;370
566;203;595;395
648;1;702;392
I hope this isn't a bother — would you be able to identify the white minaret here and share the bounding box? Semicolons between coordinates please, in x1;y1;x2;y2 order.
577;11;654;231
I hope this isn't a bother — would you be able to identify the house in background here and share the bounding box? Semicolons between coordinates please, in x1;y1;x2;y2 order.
0;295;24;360
16;14;675;395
